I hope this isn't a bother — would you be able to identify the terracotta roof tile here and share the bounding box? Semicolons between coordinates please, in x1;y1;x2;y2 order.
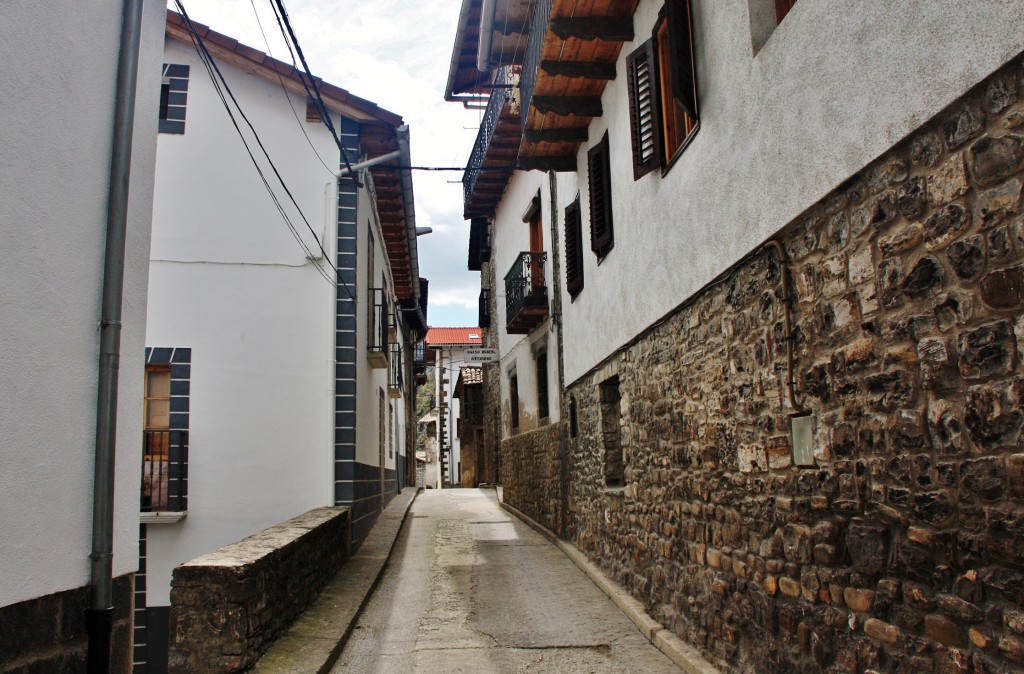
425;327;483;346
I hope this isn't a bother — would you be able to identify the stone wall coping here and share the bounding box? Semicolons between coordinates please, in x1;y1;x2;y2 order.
180;507;348;569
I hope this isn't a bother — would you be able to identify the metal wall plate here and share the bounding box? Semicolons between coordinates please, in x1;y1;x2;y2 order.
791;414;815;467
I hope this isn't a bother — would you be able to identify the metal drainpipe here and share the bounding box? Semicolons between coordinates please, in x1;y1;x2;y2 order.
88;1;145;671
477;0;497;72
546;171;569;539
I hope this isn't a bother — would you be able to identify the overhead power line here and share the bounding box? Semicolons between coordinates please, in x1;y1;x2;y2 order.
172;0;355;298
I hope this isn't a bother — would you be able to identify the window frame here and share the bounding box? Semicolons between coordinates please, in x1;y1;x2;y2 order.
625;0;700;178
564;197;584;298
587;132;614;260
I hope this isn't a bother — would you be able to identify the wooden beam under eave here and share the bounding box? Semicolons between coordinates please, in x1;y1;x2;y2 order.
549;16;634;42
525;127;589;144
540;60;617;80
517;155;577;172
531;96;602;118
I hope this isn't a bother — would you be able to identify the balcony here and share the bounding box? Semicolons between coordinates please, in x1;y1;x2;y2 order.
141;429;188;517
504;251;549;334
462;66;521;218
368;287;390;369
389;344;404;398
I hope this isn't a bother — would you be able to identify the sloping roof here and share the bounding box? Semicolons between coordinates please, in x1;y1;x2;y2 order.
454;365;483;397
426;327;483;346
166;10;402;126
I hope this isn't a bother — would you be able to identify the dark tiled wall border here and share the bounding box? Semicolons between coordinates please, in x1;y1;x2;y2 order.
159;63;189;135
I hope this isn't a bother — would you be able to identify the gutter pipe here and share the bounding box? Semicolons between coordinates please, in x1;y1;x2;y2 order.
477;0;497;72
335;150;401;178
395;125;421;308
88;1;144;671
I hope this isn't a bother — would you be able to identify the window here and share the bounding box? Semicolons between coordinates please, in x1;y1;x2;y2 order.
509;371;520;434
626;0;699;177
600;376;623;486
564;198;584;298
142;347;191;514
569;395;579;439
536;351;549;421
588;133;613;259
159;64;190;134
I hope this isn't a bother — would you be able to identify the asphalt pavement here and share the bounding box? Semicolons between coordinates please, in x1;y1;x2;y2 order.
330;488;686;673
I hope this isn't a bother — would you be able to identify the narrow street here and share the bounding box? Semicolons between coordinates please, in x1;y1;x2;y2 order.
331;489;681;673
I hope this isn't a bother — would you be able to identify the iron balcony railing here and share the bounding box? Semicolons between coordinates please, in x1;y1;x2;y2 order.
520;0;552;133
389;343;404;394
368;287;391;361
141;429;188;512
504;251;548;322
463;65;519;206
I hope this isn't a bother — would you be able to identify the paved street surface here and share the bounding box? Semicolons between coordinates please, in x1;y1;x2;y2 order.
331;488;681;673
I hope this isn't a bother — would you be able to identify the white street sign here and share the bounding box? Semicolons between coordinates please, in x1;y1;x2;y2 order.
464;348;499;363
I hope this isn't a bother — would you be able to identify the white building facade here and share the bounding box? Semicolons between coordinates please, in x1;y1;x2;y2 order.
137;12;426;671
450;0;1024;671
0;1;165;670
424;327;483;486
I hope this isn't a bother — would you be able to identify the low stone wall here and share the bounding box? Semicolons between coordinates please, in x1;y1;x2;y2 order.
502;422;563;534
168;507;350;673
562;56;1024;673
0;575;133;673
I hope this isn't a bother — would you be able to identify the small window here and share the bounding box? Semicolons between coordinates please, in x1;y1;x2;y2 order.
569;396;579;439
625;1;699;176
536;351;549;421
564;198;584;298
600;376;623;486
159;63;190;134
144;366;171;432
587;133;613;259
509;371;520;434
306;96;322;123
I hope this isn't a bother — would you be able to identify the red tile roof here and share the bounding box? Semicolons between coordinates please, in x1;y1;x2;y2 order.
425;327;483;346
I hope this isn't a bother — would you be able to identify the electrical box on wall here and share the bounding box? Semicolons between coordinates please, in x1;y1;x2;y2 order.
791;413;815;467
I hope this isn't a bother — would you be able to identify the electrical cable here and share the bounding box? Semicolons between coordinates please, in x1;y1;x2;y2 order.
271;0;361;186
248;0;336;176
174;0;356;297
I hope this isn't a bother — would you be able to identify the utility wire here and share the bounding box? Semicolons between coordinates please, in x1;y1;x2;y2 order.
248;0;336;175
271;0;361;185
174;0;356;298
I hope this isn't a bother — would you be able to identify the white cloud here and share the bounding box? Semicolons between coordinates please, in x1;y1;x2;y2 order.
171;0;483;326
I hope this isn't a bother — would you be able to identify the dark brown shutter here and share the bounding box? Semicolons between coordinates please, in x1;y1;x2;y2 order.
564;199;584;298
665;0;698;121
588;133;614;258
775;0;797;23
626;41;663;179
306;97;321;123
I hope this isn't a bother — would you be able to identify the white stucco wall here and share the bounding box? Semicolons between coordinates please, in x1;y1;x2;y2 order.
492;171;564;436
0;1;163;608
561;0;1024;384
145;38;341;606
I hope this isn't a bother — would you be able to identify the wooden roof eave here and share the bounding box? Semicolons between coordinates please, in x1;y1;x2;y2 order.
517;0;640;164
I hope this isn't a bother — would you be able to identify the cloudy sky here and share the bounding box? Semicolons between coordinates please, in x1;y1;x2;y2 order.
171;0;483;327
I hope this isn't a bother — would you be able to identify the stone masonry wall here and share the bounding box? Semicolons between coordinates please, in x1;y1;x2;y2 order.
565;56;1024;673
0;575;133;674
168;507;350;673
503;422;564;535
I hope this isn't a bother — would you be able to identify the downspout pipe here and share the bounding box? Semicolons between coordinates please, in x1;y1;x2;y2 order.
477;0;497;72
88;0;144;671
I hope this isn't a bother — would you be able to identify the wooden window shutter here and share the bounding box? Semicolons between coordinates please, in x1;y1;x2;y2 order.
306;96;321;123
626;41;663;179
588;133;614;258
775;0;797;23
564;198;584;298
665;0;698;121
